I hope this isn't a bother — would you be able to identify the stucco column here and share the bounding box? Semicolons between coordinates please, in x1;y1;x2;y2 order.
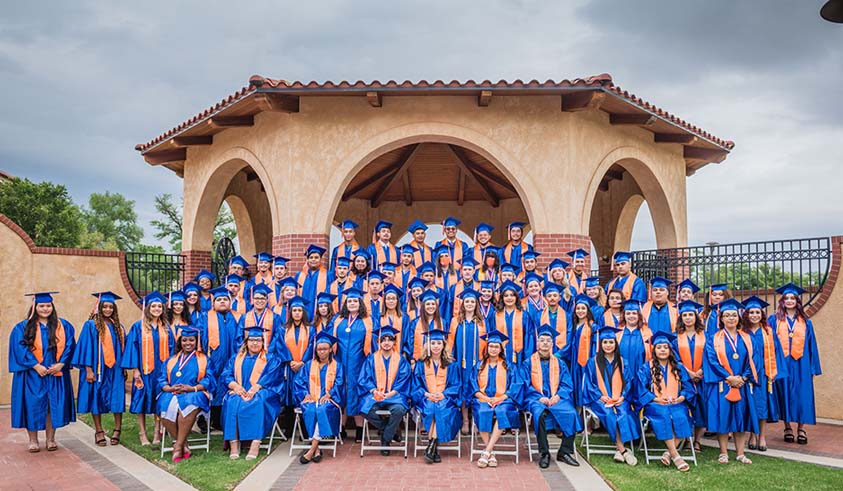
272;233;330;272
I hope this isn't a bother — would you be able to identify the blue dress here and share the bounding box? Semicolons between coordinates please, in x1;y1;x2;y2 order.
293;360;345;438
569;320;597;407
747;325;788;422
769;314;822;425
121;321;175;414
521;354;581;437
72;320;125;414
282;324;315;406
222;352;284;441
411;360;461;443
470;361;522;432
702;330;758;434
582;358;640;443
197;310;238;408
636;362;695;440
156;352;217;417
357;352;412;415
450;319;486;404
8;319;77;431
331;315;372;416
678;332;708;428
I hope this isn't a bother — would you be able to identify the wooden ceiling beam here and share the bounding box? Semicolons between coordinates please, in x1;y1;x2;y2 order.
367;91;382;108
478;90;492;107
683;146;728;163
342;167;399;201
610;113;656;126
144;147;187;165
561;90;606;112
654;133;698;145
254;93;299;113
371;144;423;207
461;161;517;193
447;145;500;207
457;170;466;205
402;167;412;205
208;115;254;128
171;135;213;147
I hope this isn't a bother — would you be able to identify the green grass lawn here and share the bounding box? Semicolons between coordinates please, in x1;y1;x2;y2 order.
78;413;267;491
579;434;843;491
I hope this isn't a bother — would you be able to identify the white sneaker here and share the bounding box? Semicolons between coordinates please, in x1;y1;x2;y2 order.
622;450;638;466
613;450;624;462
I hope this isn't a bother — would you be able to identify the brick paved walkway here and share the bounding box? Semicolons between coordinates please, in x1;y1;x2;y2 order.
762;421;843;460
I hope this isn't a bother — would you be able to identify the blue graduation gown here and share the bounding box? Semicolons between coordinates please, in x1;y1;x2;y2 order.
616;328;646;390
604;275;647;303
636;362;695;440
470;361;522;432
296;269;328;319
331;315;372;416
197;310;238;407
747;325;788;422
569;321;596;407
502;241;532;269
222;353;284;441
293;360;345;438
522;355;581;436
156;352;217;416
702;331;758;434
121;320;175;414
199;293;213;312
530;308;572;363
282;324;314;406
583;358;640;443
489;309;533;365
644;303;674;335
679;333;708;428
8;319;77;431
331;242;359;272
451;319;486;404
72;320;125;414
357;352;412;415
235;311;290;362
405;318;438;361
411;360;461;443
769;315;822;425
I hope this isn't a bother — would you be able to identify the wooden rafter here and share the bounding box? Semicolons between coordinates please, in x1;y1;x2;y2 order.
478;90;492;107
208;115;254;128
609;113;656;126
654;133;698;145
371;144;422;207
171;135;213;147
561;90;606;112
457;170;466;205
402;167;412;205
447;145;500;207
367;91;382;108
254;93;299;113
684;146;728;163
342;165;401;201
144;147;186;165
461;160;517;193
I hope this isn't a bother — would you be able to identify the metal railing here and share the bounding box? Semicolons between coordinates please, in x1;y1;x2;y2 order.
125;251;186;299
631;237;832;307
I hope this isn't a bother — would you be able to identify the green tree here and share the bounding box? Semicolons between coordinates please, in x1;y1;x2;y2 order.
151;193;237;252
0;177;84;247
81;191;144;251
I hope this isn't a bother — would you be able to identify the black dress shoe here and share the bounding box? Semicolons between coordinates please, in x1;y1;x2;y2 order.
340;430;348;440
433;451;442;463
539;453;551;468
355;428;363;443
557;452;579;466
299;453;312;465
380;449;390;456
393;433;402;443
313;450;323;463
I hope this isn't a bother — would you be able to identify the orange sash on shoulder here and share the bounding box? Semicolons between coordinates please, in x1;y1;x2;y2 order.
760;326;778;392
478;362;507;398
32;320;67;376
374;243;399;269
776;316;806;360
569;270;587;294
205;311;222;351
245;310;275;347
424;361;448;400
234;350;267;388
495;310;524;364
576;321;593;367
653;362;680;401
642;301;678;333
285;325;310;362
374;351;398;395
595;361;623;404
308;359;337;400
166;351;207;383
677;331;705;372
530;352;559;397
713;330;757;402
298;267;329;297
141;320;170;375
607;273;638;300
541;308;568;350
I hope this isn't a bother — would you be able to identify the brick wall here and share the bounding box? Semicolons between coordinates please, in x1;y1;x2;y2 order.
272;233;330;271
183;249;212;281
533;233;591;271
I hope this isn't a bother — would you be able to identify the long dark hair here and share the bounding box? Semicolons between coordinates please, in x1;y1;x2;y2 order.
419;302;444;331
741;307;768;334
481;249;500;274
381;292;403;317
351;258;371;277
339;298;368;319
495;289;523;312
89;301;125;350
702;287;733;322
775;294;807;323
286;305;310;328
650;346;683;394
480;344;508;372
676;310;705;335
168;301;191;325
313;302;335;327
23;304;59;354
595;339;625;391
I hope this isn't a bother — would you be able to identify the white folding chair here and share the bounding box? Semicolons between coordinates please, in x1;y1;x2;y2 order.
288;406;341;457
579;406;634;460
412;409;461;458
256;418;288;455
638;415;697;466
160;412;211;458
360;409;409;458
523;411;580;464
469;415;521;464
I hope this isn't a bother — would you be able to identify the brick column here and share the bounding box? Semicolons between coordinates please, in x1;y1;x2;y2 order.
533;233;591;271
272;233;331;272
183;249;212;281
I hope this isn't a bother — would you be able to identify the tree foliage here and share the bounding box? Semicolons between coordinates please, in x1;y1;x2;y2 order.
82;191;144;251
0;177;85;247
151;193;236;253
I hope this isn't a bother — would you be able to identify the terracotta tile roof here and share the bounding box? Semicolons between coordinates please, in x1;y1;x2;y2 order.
135;74;734;153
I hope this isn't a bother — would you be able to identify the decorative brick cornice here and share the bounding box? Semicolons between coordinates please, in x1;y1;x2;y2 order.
806;235;842;317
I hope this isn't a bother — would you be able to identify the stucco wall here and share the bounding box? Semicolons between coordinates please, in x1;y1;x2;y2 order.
808;236;843;420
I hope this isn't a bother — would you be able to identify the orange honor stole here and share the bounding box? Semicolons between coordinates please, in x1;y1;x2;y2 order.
530;353;559;397
713;330;757;402
234;351;267;387
478;361;507;399
424;362;448;401
373;352;398;400
32;320;68;376
494;310;524;363
308;359;337;400
776;316;806;360
677;332;705;372
595;361;623;404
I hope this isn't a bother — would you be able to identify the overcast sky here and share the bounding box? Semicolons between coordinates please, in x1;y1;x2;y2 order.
1;0;841;252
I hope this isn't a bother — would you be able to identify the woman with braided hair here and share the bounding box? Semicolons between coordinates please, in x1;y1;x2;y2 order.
72;291;127;446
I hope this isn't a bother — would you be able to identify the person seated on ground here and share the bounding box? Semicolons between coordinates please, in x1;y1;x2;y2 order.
222;327;284;460
358;326;412;456
156;327;216;463
471;331;523;469
522;325;581;468
637;332;695;472
294;331;345;464
411;329;461;464
583;326;640;466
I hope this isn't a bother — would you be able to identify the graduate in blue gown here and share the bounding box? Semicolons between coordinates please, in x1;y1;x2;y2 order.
405;290;446;362
236;284;288;360
471;331;522;468
358;326;412;455
768;283;822;445
702;298;757;464
533;283;572;364
490;280;533;365
367;220;399;271
194;269;217;312
522;325;581;468
675;278;701;305
675;300;708;450
585;276;606;323
642;277;678;335
636;332;695;472
121;291;174;446
222;327;284;460
449;288;488;435
742;296;787;452
8;292;76;453
293;331;345;464
583;327;640;466
522;272;546;327
412;329;461;463
182;282;204;324
501;221;533;270
569;294;598;407
331;219;361;272
72;291;126;446
156;327;216;462
702;283;729;336
197;286;238;431
281;295;314;409
604;251;647;303
616;300;648;388
296;244;330;320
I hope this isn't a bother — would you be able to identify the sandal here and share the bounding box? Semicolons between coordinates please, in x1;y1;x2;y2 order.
110;429;122;445
693;441;701;453
95;430;107;447
477;451;490;468
46;441;58;452
797;429;808;445
488;453;498;468
736;454;753;465
783;428;794;443
622;449;638;466
758;438;768;452
28;442;40;453
660;451;671;466
718;453;729;464
673;456;690;472
747;435;757;450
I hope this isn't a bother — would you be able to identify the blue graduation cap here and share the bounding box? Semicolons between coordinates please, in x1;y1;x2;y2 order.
209;286;230;297
574;293;594;307
718;298;744;313
524;272;544;285
229;255;249;268
182;281;201;294
776;282;805;297
622;299;643;311
417;261;435;275
585;276;601;288
507;221;526;232
251;283;273;297
523;250;541;261
480;280;496;292
26;292;59;304
143;291;166;305
407;220;428;233
245;326;268;338
278;277;298;290
340;219;359;230
459;257;478;269
408;277;429;291
400;244;417;255
535;324;559;339
677;278;700;294
649;276;673;289
378;325;400;339
273;256;290;266
499;280;522;295
336;256;351;268
475;223;494;234
481;330;510;344
483;246;500;257
353;248;371;261
709;283;728;293
225;274;244;285
598;326;621;341
374;220;393;232
366;270;385;283
254;252;274;263
442;217;461;228
427;328;448;342
548;258;570;271
91;291;122;304
567;249;590;260
419;290;440;304
287;295;309;309
383;284;404;299
305;244;326;257
433;244;451;257
742;295;770;311
178;326;200;338
168;290;186;303
316;292;337;305
194;269;216;282
343;288;364;300
678;300;703;314
459;288;481;300
380;262;397;272
501;262;520;275
543;282;564;296
612;251;632;264
314;330;338;346
651;331;677;347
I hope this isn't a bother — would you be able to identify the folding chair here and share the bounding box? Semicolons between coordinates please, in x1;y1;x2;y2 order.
579;406;634;460
523;411;580;464
412;409;461;458
160;413;211;458
288;406;341;458
469;416;521;464
360;409;409;458
638;416;697;466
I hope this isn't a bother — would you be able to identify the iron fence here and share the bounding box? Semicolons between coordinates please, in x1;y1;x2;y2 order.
631;237;832;307
124;251;186;300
